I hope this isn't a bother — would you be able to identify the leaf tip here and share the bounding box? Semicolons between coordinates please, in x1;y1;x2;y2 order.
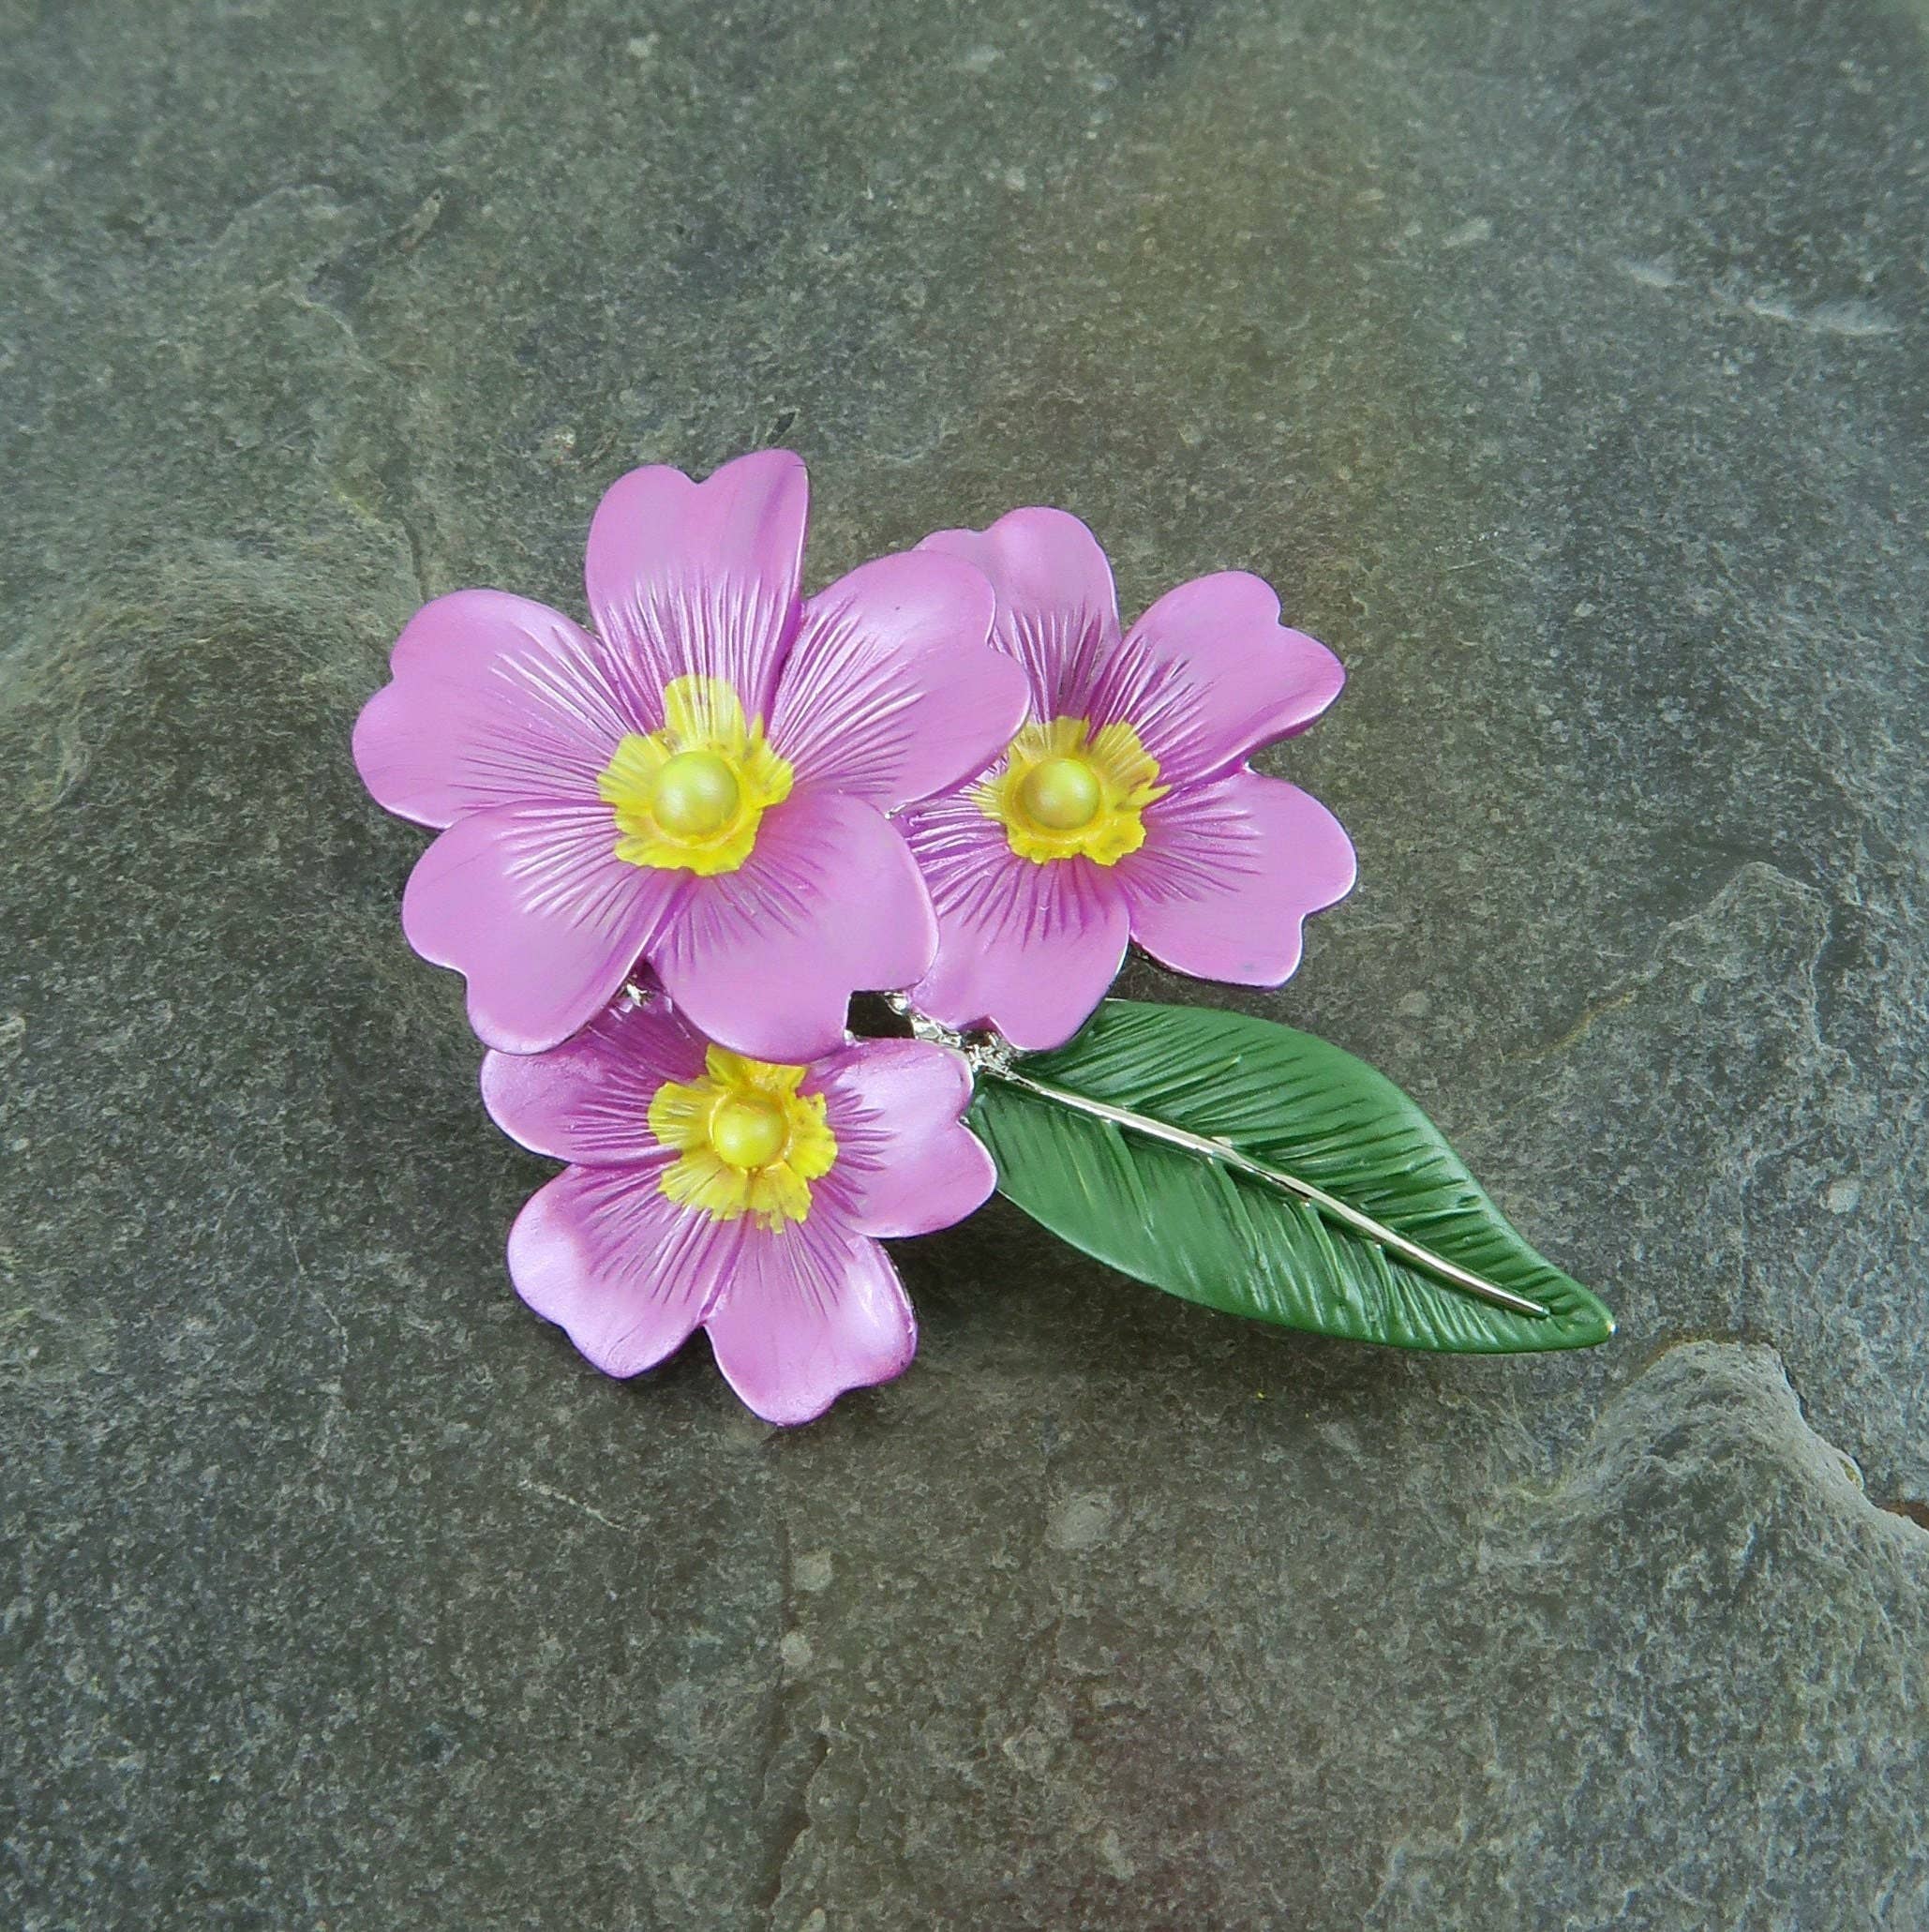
1566;1294;1617;1349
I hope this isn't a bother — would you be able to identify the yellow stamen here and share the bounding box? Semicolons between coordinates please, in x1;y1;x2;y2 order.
650;749;741;838
1017;755;1104;831
598;677;792;876
976;715;1167;864
708;1093;789;1170
648;1047;837;1232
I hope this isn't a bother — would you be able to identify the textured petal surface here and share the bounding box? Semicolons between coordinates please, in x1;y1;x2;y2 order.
481;996;708;1165
351;590;634;830
584;449;808;723
703;1227;916;1426
919;506;1121;720
1119;770;1356;986
770;550;1025;811
814;1038;996;1237
650;789;936;1062
402;802;682;1054
901;793;1130;1052
507;1160;740;1379
1097;571;1345;786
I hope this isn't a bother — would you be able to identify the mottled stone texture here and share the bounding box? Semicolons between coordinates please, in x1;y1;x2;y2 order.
3;0;1925;1925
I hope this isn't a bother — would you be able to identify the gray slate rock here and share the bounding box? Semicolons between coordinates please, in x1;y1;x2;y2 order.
3;0;1925;1925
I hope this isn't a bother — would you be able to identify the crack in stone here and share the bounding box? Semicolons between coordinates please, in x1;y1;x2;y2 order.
755;1516;831;1924
516;1478;636;1536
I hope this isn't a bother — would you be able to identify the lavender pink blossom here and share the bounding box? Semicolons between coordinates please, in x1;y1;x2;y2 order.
481;995;995;1425
897;507;1355;1051
353;451;1029;1062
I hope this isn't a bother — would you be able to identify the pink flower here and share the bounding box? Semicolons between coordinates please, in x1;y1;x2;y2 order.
352;451;1029;1061
897;508;1356;1051
481;994;995;1425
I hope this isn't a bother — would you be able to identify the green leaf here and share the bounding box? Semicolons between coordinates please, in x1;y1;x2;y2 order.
967;999;1614;1355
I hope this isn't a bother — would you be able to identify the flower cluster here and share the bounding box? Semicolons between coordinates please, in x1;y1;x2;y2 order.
355;451;1351;1422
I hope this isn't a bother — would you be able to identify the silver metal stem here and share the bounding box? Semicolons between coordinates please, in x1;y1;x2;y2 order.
976;1056;1551;1323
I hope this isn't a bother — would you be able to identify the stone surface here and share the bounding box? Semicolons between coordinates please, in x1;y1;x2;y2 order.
3;1;1926;1925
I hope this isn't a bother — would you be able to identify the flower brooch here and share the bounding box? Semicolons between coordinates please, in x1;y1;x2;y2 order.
355;450;1613;1426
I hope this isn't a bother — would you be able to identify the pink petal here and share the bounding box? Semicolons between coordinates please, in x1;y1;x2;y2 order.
1118;770;1356;986
351;590;635;830
703;1226;916;1426
584;449;809;722
650;788;936;1062
813;1038;997;1237
769;551;1027;811
1094;572;1345;786
507;1161;741;1378
481;996;709;1165
918;506;1122;720
402;802;683;1055
900;793;1129;1052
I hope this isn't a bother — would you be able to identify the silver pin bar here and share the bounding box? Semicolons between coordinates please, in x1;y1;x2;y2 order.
979;1060;1552;1322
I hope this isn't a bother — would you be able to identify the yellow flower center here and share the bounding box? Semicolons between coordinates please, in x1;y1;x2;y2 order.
650;749;741;839
648;1046;837;1232
1017;756;1103;831
708;1093;788;1170
598;676;792;876
976;715;1167;864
